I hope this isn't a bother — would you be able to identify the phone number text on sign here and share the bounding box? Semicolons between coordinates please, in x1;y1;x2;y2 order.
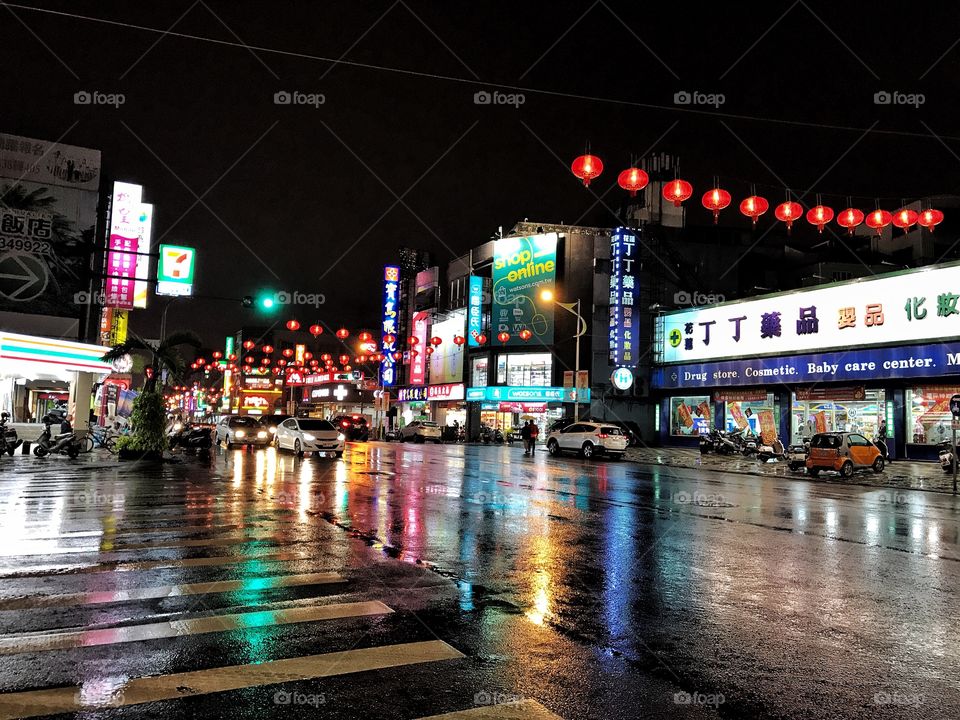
0;236;53;255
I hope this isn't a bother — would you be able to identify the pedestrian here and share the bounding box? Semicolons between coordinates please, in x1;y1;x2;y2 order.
529;420;539;453
520;420;531;455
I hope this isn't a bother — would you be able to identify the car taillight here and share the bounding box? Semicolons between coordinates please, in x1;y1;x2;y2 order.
341;421;350;427
597;433;609;439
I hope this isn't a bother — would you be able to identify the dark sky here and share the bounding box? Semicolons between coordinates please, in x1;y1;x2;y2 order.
3;1;960;345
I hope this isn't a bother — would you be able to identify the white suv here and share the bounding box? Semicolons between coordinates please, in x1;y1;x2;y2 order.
546;421;628;459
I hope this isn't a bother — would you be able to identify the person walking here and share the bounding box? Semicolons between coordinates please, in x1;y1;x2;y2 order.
520;420;531;455
529;420;540;454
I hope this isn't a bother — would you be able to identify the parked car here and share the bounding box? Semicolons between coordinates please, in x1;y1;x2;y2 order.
331;414;370;441
805;431;884;477
398;420;442;443
215;415;270;449
275;417;344;457
259;413;294;438
603;420;642;447
546;421;629;459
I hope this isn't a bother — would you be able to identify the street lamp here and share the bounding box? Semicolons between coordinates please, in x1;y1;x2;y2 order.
539;288;587;421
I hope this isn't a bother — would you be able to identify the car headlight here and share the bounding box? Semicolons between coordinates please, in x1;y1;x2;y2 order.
302;433;316;441
337;433;346;442
257;431;267;439
235;429;245;438
173;422;183;432
269;427;276;434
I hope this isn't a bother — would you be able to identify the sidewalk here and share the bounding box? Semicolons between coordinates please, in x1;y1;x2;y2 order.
623;445;959;495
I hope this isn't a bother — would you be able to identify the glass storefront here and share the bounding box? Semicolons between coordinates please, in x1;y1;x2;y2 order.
791;389;885;441
724;393;778;436
480;402;563;440
906;385;960;445
494;353;552;387
670;395;710;436
471;357;488;387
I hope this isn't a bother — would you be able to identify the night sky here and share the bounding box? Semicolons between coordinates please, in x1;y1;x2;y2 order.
3;1;959;344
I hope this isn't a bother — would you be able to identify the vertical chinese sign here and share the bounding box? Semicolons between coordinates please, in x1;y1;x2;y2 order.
104;182;142;309
380;265;400;386
467;275;484;347
410;310;429;385
609;227;638;367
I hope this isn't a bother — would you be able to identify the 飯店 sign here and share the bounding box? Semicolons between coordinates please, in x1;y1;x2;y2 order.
657;263;960;363
427;383;464;401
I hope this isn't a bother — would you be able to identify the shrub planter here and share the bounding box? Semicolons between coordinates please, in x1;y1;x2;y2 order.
118;448;164;462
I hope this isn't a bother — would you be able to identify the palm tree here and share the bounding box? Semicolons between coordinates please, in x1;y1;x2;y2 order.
102;331;202;392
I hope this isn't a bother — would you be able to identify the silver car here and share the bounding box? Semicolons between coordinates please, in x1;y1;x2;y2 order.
275;417;345;458
216;416;269;449
398;420;442;443
545;421;629;459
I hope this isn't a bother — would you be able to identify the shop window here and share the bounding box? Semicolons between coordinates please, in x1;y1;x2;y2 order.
792;389;885;442
670;395;710;436
505;353;552;387
725;394;778;436
471;357;488;387
907;386;960;445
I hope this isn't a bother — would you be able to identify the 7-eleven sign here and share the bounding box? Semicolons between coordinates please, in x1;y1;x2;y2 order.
156;244;196;297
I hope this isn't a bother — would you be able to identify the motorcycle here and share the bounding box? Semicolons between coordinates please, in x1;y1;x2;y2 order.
0;412;21;457
169;422;213;452
699;432;714;454
938;440;956;473
786;439;810;471
756;437;786;462
33;415;81;458
740;430;760;456
713;429;741;455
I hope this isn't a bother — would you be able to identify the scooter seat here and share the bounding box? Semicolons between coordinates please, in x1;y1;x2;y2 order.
54;432;73;441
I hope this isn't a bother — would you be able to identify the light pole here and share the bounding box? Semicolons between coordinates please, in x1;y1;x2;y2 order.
541;289;588;421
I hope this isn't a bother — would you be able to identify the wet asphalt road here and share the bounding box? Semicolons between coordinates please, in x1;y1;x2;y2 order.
0;442;957;719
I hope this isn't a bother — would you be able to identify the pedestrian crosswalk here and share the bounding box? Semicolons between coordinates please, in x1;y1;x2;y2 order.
0;467;565;719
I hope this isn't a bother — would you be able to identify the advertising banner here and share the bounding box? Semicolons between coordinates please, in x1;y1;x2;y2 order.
814;411;828;433
795;386;866;401
410;310;429;385
414;267;439;311
380;265;400;386
713;389;769;402
492;233;557;346
695;401;711;423
428;309;465;384
609;227;639;367
132;203;153;308
105;182;142;309
467;275;484;347
757;409;777;443
658;262;960;364
728;402;748;429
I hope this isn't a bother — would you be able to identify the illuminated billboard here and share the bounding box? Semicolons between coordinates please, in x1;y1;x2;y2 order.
492;233;557;346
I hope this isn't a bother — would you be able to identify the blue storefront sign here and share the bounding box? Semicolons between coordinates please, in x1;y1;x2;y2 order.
467;275;484;347
466;386;591;403
609;227;638;367
380;265;400;386
652;342;960;389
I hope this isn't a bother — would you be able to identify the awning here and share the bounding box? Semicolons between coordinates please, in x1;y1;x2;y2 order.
0;331;114;382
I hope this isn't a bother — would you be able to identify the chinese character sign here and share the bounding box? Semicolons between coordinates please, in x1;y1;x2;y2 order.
492;233;556;346
380;265;401;386
105;182;142;309
467;275;484;347
657;264;960;363
609;227;639;367
410;310;429;385
132;203;153;309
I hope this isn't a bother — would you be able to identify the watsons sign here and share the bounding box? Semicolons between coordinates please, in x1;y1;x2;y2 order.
652;342;960;390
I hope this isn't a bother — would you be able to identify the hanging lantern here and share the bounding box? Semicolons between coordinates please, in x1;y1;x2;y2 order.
261;345;274;354
425;347;434;355
865;209;893;234
519;328;533;341
285;320;300;331
244;355;255;365
309;324;323;338
243;340;255;350
739;195;769;226
196;357;206;365
280;348;292;358
309;359;319;367
277;359;287;367
358;331;373;343
571;154;603;187
335;328;349;340
663;178;693;207
260;358;271;365
837;207;864;235
453;335;466;346
392;351;403;361
343;365;351;372
339;354;350;364
409;349;419;358
701;187;731;223
774;201;803;232
497;331;511;343
919;208;944;231
304;351;313;360
242;365;253;373
430;336;442;347
476;333;488;345
211;351;223;360
617;167;649;196
892;208;919;232
321;353;332;362
407;336;419;346
805;205;835;234
228;353;237;361
383;333;396;346
190;362;198;370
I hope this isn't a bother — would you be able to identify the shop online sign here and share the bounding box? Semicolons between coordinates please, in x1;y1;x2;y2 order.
466;386;590;403
657;263;960;363
652;342;960;389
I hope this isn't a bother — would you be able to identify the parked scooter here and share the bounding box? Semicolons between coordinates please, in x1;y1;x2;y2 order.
756;437;786;462
33;414;81;458
169;422;213;452
0;412;21;457
938;440;956;473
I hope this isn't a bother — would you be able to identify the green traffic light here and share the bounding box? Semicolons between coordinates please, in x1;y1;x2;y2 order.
260;296;274;310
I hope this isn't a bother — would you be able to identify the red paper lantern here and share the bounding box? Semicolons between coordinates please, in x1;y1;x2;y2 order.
339;354;350;364
260;358;271;365
919;208;944;231
476;333;488;345
453;335;466;346
392;351;403;361
321;353;332;362
739;195;769;226
211;351;223;359
430;336;442;346
497;331;511;343
228;354;237;361
837;208;864;235
262;345;274;354
285;320;300;331
425;347;434;355
196;357;206;365
519;328;533;341
617;167;649;196
281;348;292;358
701;187;731;223
383;333;396;346
344;365;352;372
571;154;604;187
806;205;835;234
243;340;255;350
309;359;319;367
277;359;287;367
242;365;252;373
244;355;255;364
304;351;313;360
892;208;919;232
335;328;349;340
407;336;419;346
309;324;323;338
190;362;198;370
774;201;803;232
865;209;893;234
358;331;373;343
663;179;693;207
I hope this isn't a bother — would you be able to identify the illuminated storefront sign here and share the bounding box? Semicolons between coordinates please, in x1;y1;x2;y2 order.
380;265;400;386
465;385;590;403
410;310;429;385
0;331;114;376
156;244;196;297
658;263;960;364
467;275;484;347
427;383;464;401
132;203;153;309
396;386;427;402
429;309;465;384
492;233;557;346
304;384;352;402
105;182;142;309
609;227;638;367
285;370;306;385
305;372;355;385
239;388;280;412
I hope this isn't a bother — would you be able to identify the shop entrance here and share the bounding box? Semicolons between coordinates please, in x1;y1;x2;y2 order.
792;387;885;441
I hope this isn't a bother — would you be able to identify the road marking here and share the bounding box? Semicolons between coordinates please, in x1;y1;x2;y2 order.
0;600;392;654
0;572;345;610
415;700;563;719
0;639;463;718
0;549;314;578
0;534;293;557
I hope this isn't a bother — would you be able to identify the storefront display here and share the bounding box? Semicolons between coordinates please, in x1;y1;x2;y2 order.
495;353;551;387
792;387;883;441
724;392;778;435
471;357;489;387
907;386;960;445
669;395;710;436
